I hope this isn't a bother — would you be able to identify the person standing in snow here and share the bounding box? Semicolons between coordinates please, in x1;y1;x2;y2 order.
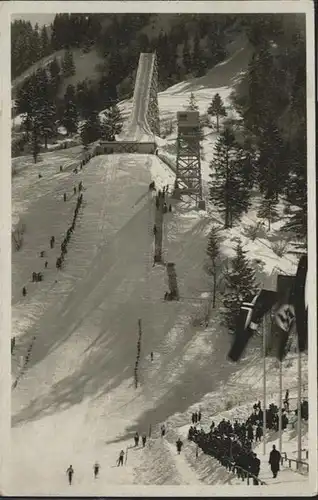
118;450;125;466
63;193;67;202
161;424;166;437
142;433;147;448
66;465;74;485
255;424;263;442
93;462;100;479
176;438;183;455
269;445;281;478
150;351;154;361
22;286;27;297
134;432;139;447
198;410;202;422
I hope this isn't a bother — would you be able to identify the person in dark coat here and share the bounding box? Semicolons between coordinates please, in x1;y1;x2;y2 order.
161;424;166;437
247;424;254;442
63;193;67;202
150;351;154;361
176;438;183;454
22;286;27;297
118;450;125;466
255;424;263;442
93;462;100;479
45;261;48;269
134;432;139;447
269;445;281;478
250;453;260;485
191;413;195;425
142;433;147;448
168;204;172;212
198;410;202;422
66;465;74;485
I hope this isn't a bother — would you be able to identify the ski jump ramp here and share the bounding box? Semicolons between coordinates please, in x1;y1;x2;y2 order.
97;53;160;154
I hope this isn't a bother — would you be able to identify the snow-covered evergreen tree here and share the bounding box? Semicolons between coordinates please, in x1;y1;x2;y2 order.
186;92;199;112
206;225;221;308
222;241;257;333
207;93;227;132
257;192;279;230
209;128;251;228
62;49;76;77
48;57;61;91
101;104;123;140
62;85;78;135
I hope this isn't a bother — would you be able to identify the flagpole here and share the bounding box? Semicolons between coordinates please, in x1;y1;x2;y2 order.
262;316;267;456
297;348;302;463
278;359;283;453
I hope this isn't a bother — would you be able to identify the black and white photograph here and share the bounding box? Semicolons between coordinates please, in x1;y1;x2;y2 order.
1;0;316;496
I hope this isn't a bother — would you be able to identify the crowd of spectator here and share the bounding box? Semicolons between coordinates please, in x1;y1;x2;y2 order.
187;394;309;484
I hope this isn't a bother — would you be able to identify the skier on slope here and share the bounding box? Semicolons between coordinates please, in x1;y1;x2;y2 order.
66;465;74;485
161;424;166;437
93;462;100;479
117;450;125;466
22;286;27;297
176;438;183;455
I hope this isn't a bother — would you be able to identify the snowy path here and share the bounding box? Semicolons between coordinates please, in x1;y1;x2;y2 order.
165;441;202;485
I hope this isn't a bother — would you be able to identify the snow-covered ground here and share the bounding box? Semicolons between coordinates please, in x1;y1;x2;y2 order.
10;41;311;495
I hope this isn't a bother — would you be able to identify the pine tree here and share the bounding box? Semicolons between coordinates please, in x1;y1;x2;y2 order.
222;241;257;333
30;23;41;64
257;121;286;200
282;134;307;240
238;138;258;190
80;110;101;146
182;37;191;74
40;25;50;58
186;92;199;112
206;225;221;308
62;85;78;135
209;128;251;228
62;49;76;77
101;104;123;140
257;192;279;231
38;101;57;148
31;119;41;163
207;93;227;132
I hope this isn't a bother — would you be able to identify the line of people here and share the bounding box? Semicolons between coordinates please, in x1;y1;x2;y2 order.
56;191;83;270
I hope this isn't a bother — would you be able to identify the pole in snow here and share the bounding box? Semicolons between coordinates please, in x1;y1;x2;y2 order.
297;349;302;462
262;316;267;456
278;360;283;453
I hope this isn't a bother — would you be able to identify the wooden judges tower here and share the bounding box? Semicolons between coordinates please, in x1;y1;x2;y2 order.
175;111;205;209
